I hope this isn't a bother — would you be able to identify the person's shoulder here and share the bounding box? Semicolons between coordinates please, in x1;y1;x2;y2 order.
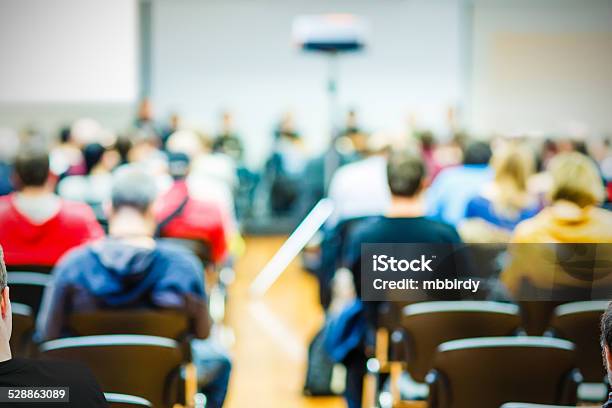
155;241;203;270
510;211;548;243
54;244;96;272
0;194;15;211
58;199;97;221
421;217;462;241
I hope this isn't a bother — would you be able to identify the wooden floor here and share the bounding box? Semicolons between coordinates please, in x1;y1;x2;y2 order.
224;236;345;408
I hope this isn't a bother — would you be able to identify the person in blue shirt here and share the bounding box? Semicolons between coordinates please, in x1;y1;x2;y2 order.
461;143;541;240
36;165;231;408
426;141;493;226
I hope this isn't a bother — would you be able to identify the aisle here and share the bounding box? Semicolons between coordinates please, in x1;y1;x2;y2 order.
224;236;345;408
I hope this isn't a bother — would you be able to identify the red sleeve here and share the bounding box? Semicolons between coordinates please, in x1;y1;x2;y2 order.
65;202;105;245
208;213;228;263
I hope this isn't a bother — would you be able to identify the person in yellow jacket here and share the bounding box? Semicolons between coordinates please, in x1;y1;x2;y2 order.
501;151;612;297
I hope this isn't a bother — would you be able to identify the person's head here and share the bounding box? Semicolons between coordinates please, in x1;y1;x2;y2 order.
13;145;51;190
82;143;106;174
221;111;233;132
137;98;154;122
387;151;426;199
491;144;535;193
59;126;72;144
548;152;605;208
0;246;12;345
109;165;158;234
463;141;492;165
600;302;612;383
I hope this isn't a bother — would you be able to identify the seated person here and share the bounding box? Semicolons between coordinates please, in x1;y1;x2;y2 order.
327;133;394;226
426;141;493;226
0;246;107;407
213;111;243;163
601;302;612;407
157;130;234;263
0;145;103;268
57;142;120;209
342;151;463;408
36;166;231;408
501;152;612;296
460;143;541;242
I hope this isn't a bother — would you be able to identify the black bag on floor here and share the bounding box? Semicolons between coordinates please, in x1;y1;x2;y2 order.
303;328;337;396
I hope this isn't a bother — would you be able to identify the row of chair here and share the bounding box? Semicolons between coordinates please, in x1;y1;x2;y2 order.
364;300;609;408
6;237;223;408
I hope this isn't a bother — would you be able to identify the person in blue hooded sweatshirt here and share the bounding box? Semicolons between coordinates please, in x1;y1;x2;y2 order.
36;165;231;408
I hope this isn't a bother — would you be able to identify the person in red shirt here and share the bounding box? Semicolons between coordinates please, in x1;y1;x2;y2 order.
154;179;228;264
0;145;104;268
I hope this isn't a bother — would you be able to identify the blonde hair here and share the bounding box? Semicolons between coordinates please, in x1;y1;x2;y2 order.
548;152;605;207
490;143;535;213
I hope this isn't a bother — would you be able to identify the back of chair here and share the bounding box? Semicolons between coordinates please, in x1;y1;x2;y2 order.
550;301;609;383
6;265;53;274
8;272;52;316
68;310;190;340
428;337;579;408
40;335;183;408
10;303;34;357
104;393;153;408
399;301;520;382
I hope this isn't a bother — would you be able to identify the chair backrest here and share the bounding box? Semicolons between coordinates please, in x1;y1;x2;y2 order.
6;265;53;274
68;310;190;341
157;237;212;265
10;302;34;357
400;301;520;382
428;337;579;408
517;277;612;335
7;272;52;316
40;335;183;408
550;300;609;383
104;393;153;408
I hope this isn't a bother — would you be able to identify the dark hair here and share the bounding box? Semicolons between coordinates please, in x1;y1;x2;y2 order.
601;302;612;351
0;246;6;291
111;165;158;213
59;127;72;144
14;145;50;187
387;151;426;197
82;143;106;174
463;141;492;165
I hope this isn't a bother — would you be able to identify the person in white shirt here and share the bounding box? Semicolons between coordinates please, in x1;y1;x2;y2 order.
326;132;398;226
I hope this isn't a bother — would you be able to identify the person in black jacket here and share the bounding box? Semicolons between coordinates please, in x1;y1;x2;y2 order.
0;245;108;407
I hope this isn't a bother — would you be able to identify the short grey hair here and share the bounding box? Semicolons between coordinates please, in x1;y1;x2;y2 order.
111;165;158;213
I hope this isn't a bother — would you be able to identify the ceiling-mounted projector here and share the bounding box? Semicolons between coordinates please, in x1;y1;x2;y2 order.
292;14;368;53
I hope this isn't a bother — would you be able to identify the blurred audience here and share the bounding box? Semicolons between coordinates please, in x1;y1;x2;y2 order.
341;151;463;408
501;152;612;294
460;143;541;242
57;142;120;210
426;141;493;226
213;111;243;163
327;132;395;226
266;113;308;215
0;145;103;267
36;165;231;408
134;98;161;141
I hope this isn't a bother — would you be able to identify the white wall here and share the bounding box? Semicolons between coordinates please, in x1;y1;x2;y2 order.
0;0;138;131
469;0;612;137
152;0;463;166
